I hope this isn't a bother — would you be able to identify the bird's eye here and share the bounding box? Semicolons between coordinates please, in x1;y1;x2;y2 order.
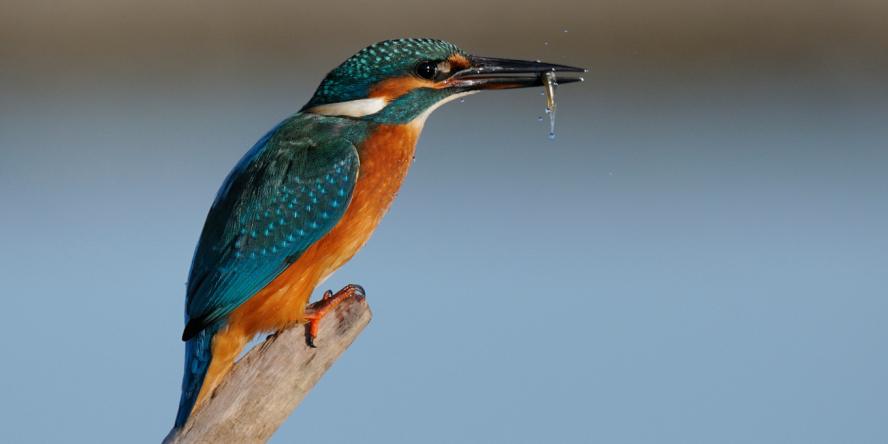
415;61;438;80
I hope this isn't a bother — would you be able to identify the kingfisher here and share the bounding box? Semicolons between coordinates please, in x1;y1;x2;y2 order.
173;38;584;428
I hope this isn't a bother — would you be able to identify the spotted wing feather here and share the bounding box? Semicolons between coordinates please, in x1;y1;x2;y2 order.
182;123;359;340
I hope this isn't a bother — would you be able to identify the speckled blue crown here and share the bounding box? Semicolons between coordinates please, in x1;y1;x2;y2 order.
302;39;469;109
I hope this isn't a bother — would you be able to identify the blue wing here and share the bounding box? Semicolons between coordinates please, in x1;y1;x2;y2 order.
182;116;360;340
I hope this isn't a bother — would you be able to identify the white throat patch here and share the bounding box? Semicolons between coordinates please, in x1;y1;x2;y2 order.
306;98;388;118
305;91;477;126
409;91;477;130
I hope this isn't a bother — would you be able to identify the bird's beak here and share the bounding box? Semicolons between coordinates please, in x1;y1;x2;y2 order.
445;56;586;91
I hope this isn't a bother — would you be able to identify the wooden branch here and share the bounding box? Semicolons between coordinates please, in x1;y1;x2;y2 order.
163;294;371;444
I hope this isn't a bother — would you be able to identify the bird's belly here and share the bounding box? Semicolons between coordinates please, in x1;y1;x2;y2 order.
195;122;421;410
226;122;420;337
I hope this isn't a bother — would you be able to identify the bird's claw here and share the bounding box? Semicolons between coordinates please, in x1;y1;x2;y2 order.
349;284;365;297
303;284;366;348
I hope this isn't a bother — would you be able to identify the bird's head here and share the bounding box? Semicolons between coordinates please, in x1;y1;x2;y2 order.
301;38;584;127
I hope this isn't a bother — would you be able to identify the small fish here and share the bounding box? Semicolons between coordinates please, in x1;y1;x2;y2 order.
541;71;557;140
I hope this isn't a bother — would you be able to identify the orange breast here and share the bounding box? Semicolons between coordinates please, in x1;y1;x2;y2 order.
227;122;421;337
193;122;422;409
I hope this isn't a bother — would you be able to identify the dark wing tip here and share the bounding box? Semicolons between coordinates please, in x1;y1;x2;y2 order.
182;319;203;341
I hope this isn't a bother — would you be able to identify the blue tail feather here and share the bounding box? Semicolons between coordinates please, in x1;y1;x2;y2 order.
174;323;218;428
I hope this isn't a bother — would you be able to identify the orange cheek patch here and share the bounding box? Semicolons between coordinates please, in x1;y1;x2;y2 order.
447;53;472;70
369;76;434;100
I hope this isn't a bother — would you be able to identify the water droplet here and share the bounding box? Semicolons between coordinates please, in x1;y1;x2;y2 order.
541;91;545;96
538;117;543;121
412;156;416;163
545;42;548;45
564;29;568;33
460;98;464;103
549;133;555;140
545;107;551;114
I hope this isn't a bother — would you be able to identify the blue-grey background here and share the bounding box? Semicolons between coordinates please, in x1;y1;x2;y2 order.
1;1;886;442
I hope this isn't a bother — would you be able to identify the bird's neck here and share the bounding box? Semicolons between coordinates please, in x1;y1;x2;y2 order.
354;122;422;209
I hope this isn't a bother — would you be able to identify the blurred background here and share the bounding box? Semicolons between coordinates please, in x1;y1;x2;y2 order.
1;1;886;442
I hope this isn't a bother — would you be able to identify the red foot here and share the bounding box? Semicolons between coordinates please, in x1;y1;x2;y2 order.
303;284;365;348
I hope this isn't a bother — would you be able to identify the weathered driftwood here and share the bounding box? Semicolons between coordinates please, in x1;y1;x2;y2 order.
163;294;371;444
